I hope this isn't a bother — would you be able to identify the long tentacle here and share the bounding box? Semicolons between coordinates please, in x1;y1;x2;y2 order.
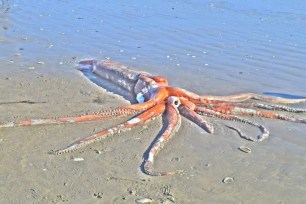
179;105;214;133
178;97;214;133
210;105;306;124
0;100;158;128
164;87;306;105
143;96;183;176
195;106;269;142
200;93;306;104
201;101;306;113
51;103;166;154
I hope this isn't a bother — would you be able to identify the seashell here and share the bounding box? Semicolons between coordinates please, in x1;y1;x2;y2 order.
72;157;84;162
223;177;234;184
239;146;251;154
135;198;153;203
94;149;102;154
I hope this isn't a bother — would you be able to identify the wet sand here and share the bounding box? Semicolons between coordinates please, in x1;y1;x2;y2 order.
1;1;306;203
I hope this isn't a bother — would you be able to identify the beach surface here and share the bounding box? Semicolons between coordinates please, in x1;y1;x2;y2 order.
1;0;306;203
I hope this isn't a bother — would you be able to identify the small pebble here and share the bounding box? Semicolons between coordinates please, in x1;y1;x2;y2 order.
93;192;103;199
129;190;137;195
72;157;84;162
28;67;35;70
37;61;45;65
171;157;180;162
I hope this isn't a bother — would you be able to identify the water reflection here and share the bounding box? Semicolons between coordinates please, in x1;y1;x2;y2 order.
264;92;306;99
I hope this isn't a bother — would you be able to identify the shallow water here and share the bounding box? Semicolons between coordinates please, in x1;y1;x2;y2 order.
1;0;306;203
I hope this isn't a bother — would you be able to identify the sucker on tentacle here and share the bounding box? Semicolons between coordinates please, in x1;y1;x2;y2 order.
248;103;306;113
1;59;305;176
210;106;306;124
0;106;141;128
202;101;306;113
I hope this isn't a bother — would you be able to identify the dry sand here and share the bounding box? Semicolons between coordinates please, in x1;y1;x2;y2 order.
1;1;306;203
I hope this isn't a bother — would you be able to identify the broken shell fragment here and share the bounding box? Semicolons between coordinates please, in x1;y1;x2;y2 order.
223;177;234;184
239;146;251;154
135;198;153;203
72;157;84;162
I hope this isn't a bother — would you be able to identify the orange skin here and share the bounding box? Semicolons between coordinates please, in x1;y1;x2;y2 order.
1;60;306;176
